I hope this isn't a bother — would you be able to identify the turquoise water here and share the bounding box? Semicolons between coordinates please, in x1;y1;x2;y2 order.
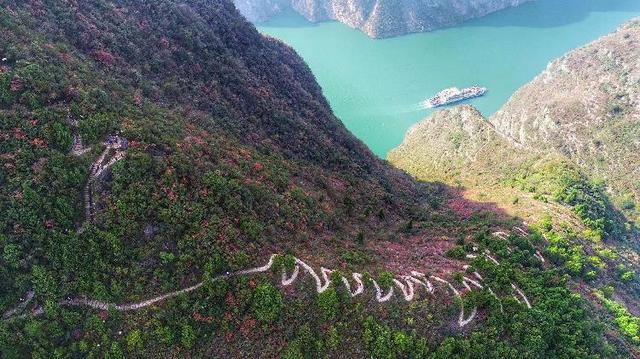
257;0;640;157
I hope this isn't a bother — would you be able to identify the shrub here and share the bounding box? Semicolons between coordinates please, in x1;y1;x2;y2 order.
445;246;466;259
620;271;635;283
318;287;340;321
180;324;196;349
126;329;143;351
377;271;395;291
240;218;263;241
252;283;283;324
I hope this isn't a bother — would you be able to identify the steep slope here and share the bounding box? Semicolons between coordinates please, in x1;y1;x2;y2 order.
491;19;640;214
390;20;640;350
234;0;530;38
0;1;631;357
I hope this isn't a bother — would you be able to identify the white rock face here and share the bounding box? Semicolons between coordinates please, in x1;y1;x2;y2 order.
233;0;290;22
233;0;531;38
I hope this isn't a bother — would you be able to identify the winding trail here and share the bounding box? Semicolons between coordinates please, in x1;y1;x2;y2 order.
5;254;486;327
81;136;128;229
2;135;536;328
67;112;91;157
1;291;34;320
3;233;536;327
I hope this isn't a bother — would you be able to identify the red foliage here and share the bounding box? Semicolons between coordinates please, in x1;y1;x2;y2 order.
65;86;80;99
129;140;143;149
330;178;346;191
29;119;38;127
225;293;237;307
10;77;23;92
44;219;55;229
13;128;26;140
133;91;142;106
31;157;47;174
30;138;46;148
240;318;257;338
192;311;214;323
224;331;234;342
160;37;170;49
251;162;264;173
236;148;252;161
98;311;108;321
59;52;73;63
447;198;475;219
161;184;178;202
13;191;23;201
138;20;150;32
199;187;209;198
93;49;117;66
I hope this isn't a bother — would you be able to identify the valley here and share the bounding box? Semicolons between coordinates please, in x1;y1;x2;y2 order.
258;0;640;156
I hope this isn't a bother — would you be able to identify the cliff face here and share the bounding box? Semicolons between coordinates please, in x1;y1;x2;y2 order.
233;0;290;22
234;0;531;38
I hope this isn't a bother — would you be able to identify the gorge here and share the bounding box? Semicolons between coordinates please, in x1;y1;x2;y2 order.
258;0;640;156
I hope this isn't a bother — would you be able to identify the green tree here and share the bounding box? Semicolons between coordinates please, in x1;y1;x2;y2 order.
181;324;196;349
251;282;283;324
126;329;143;352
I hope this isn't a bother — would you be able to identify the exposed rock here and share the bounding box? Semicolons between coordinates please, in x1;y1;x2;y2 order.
234;0;531;38
233;0;290;22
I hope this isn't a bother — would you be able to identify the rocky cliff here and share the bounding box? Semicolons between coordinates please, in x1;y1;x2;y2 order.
234;0;531;38
233;0;290;22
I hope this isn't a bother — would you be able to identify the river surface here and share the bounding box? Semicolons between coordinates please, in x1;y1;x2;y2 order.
257;0;640;157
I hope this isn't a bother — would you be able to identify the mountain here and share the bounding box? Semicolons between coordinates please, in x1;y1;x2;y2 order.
390;19;640;351
0;0;635;357
491;19;640;212
234;0;531;38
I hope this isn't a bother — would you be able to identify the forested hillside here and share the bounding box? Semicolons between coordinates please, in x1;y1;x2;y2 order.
0;1;635;357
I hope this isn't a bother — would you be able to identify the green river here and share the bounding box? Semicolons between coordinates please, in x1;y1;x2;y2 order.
257;0;640;157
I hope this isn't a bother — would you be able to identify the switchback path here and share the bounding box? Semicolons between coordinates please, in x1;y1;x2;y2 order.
4;247;533;328
3;135;534;328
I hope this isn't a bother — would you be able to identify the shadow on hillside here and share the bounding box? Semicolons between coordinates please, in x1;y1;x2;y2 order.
463;0;640;30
